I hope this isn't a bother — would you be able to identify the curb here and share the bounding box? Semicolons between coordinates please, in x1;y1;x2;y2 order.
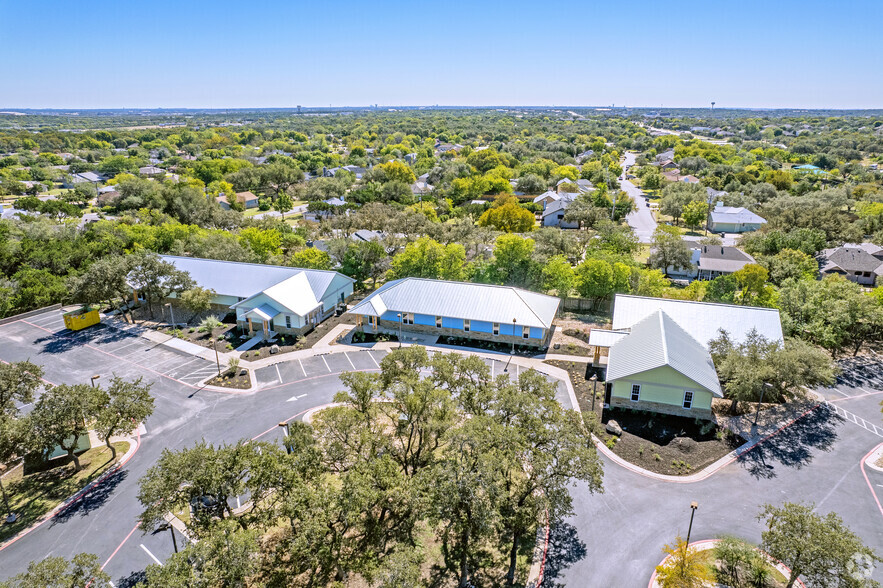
525;510;551;588
647;538;806;588
864;441;883;474
0;431;140;553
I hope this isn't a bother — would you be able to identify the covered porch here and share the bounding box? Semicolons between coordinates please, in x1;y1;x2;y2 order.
243;304;280;340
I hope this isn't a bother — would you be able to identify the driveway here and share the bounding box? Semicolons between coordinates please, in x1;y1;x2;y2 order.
622;178;656;244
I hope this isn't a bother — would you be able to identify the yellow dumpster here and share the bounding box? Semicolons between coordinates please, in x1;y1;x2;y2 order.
63;307;100;331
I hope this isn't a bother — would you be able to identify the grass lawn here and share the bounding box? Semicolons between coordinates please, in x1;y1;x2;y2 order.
243;200;307;217
0;441;129;543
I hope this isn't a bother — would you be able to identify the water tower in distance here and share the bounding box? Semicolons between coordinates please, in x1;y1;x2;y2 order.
711;101;715;111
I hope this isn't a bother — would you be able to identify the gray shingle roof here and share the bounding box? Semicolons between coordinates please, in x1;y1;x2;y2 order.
819;246;883;274
348;278;560;329
697;246;755;273
606;310;723;397
159;255;352;302
611;294;783;348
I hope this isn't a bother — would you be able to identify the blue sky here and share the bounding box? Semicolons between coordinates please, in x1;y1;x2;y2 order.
1;0;881;109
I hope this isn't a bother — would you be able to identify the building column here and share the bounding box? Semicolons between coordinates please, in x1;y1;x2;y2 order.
247;318;254;336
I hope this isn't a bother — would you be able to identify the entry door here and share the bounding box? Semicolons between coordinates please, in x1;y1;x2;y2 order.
604;382;612;406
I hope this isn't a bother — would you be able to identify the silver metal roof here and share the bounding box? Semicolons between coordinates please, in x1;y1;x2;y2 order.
348;278;560;329
160;255;352;302
606;310;722;397
709;206;767;225
588;329;629;347
611;294;783;349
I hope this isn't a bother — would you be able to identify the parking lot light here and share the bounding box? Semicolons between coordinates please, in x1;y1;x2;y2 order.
90;374;100;388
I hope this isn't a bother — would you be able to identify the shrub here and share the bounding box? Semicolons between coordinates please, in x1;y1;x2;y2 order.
199;315;223;333
605;438;617;449
227;357;240;374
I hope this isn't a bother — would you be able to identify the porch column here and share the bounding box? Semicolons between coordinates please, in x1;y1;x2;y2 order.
247;318;254;336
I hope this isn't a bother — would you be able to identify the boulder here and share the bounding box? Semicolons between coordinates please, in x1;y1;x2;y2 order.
239;368;248;377
669;437;698;453
269;344;280;354
605;420;623;436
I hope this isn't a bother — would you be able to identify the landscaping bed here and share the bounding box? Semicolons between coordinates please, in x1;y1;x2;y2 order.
239;335;303;360
206;367;251;389
436;336;539;356
0;442;129;543
351;330;398;344
599;407;744;476
546;359;744;476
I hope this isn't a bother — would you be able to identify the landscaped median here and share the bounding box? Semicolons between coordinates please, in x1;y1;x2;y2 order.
0;440;133;545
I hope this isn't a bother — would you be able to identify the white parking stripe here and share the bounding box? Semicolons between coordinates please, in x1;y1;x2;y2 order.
275;364;282;384
164;357;201;375
140;544;163;566
369;352;380;368
344;352;355;370
298;358;306;377
321;355;330;372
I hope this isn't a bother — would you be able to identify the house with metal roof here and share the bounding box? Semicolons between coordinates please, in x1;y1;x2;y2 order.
157;256;354;339
589;294;784;419
604;310;722;419
708;202;767;233
817;243;883;286
347;277;560;348
541;195;580;228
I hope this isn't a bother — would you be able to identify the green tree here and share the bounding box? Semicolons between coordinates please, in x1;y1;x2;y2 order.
179;286;216;321
759;502;880;588
341;240;388;288
94;376;154;459
128;251;195;319
390;237;467;281
0;553;111;588
760;248;818;286
649;225;693;276
273;190;294;219
542;255;575;299
290;247;332;270
654;536;714;588
70;255;136;323
478;197;535;233
0;361;44;419
576;258;614;307
237;227;282;262
29;383;100;471
373;160;416;184
682;200;708;232
487;234;538;288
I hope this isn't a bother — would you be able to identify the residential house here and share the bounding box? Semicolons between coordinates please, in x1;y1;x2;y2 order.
216;191;259;210
589;294;784;419
661;170;683;182
541;195;579;228
556;178;594;194
63;171;105;188
696;246;756;280
410;179;433;197
533;190;560;208
680;175;700;184
708;202;767;233
138;165;165;177
817;243;883;286
404;153;418;164
154;256;355;339
654;159;678;171
348;277;560;348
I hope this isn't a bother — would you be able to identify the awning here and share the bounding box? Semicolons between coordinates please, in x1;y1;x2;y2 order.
245;303;281;321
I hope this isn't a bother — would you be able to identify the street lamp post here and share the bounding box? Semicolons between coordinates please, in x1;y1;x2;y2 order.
212;338;221;376
504;318;517;373
683;501;698;572
396;313;403;348
754;383;773;428
166;303;175;328
90;374;100;388
590;373;598;412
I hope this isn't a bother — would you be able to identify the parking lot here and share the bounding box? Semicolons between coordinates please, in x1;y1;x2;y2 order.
0;309;223;390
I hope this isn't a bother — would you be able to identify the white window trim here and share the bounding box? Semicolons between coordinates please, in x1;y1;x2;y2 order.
630;384;641;402
464;319;470;332
285;315;292;328
522;325;530;339
436;316;442;328
493;322;499;335
683;390;693;409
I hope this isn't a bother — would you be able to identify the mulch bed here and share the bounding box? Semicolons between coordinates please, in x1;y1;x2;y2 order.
437;336;539;356
545;359;744;476
351;331;398;344
206;368;251;389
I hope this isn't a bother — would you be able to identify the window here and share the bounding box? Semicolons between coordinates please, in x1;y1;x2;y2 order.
522;326;530;339
683;390;693;409
464;319;470;332
285;315;291;329
436;316;442;328
630;384;641;402
493;322;499;335
401;313;414;325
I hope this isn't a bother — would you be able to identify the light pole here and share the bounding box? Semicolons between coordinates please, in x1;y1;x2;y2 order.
504;318;516;372
396;313;403;348
278;422;291;454
683;501;698;572
166;302;175;328
158;522;179;553
90;374;100;388
211;338;221;377
590;373;598;412
754;383;773;428
0;464;16;524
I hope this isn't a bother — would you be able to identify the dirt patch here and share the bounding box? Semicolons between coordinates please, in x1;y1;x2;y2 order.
206;368;251;389
545;359;743;476
548;314;609;357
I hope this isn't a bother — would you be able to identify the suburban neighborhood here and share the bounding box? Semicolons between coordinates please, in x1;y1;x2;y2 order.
1;2;883;586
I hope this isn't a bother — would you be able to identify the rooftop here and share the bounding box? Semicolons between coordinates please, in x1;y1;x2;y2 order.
348;277;560;329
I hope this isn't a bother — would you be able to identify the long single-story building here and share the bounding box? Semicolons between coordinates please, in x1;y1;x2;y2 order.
348;277;560;348
589;294;783;419
156;255;354;338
